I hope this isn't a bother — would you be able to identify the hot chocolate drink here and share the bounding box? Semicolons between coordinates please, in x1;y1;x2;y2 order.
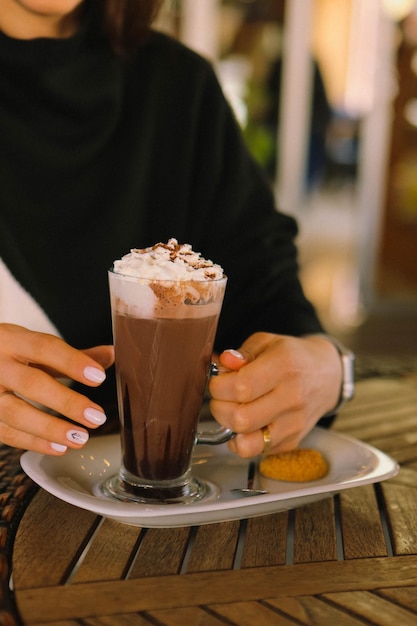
116;313;218;481
105;239;228;503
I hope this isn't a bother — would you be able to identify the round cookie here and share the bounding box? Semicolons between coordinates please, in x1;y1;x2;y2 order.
259;448;328;482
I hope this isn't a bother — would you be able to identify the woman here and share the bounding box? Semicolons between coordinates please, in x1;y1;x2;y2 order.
0;0;351;458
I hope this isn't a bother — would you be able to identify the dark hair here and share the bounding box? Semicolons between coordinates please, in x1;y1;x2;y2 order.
102;0;163;55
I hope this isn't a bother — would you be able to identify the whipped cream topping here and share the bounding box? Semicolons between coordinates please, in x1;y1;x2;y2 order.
113;239;224;281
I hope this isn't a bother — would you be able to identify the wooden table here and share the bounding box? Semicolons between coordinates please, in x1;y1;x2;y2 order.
2;376;417;625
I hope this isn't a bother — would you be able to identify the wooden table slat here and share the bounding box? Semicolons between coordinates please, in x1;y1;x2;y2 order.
378;586;417;612
185;520;240;573
340;396;417;421
148;606;239;626
207;600;300;626
339;485;388;559
12;490;98;588
70;518;143;583
381;482;417;555
32;621;84;626
240;511;288;568
338;413;417;444
78;615;156;626
389;466;417;488
15;556;417;623
323;590;417;626
129;526;191;578
265;596;369;625
368;437;417;465
293;497;337;563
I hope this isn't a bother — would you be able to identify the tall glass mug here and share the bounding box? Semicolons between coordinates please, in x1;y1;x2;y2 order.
102;269;232;504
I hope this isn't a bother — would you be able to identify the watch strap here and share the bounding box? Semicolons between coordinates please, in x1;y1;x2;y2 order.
318;334;355;417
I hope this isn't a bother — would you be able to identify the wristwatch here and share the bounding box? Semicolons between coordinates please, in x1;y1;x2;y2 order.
320;335;355;417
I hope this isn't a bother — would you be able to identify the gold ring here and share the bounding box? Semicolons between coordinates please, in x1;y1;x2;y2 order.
262;425;272;454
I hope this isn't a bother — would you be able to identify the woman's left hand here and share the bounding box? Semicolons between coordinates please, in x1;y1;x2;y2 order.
209;332;342;458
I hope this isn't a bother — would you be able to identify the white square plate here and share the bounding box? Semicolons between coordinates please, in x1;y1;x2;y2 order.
20;427;399;527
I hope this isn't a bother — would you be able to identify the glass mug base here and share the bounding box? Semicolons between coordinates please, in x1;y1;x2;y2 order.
100;468;211;505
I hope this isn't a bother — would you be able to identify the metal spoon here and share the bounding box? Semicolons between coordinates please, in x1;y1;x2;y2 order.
230;487;269;497
230;460;269;497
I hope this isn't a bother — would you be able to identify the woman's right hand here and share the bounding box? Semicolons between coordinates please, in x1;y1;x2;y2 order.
0;324;114;455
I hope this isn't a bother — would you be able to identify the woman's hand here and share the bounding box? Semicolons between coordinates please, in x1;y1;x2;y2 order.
0;324;114;455
209;332;342;458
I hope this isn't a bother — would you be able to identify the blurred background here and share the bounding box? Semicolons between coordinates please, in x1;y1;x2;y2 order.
155;0;417;375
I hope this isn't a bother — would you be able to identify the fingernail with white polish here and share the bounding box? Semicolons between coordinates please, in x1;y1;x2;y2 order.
67;430;89;445
51;442;68;453
84;407;107;426
224;349;245;360
84;366;106;384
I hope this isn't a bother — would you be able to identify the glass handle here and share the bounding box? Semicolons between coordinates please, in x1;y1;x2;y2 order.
195;363;235;445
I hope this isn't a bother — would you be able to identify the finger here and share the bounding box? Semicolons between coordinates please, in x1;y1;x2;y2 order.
0;325;107;387
236;332;280;362
0;420;69;455
210;385;290;435
211;335;288;404
210;356;277;404
82;345;115;370
0;362;107;429
227;417;307;458
0;393;90;453
218;349;247;371
227;432;263;458
211;379;308;457
41;345;115;379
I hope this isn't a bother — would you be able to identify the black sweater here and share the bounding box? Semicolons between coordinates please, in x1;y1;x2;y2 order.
0;12;323;416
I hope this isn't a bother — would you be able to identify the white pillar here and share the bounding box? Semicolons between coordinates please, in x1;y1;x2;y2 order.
180;0;219;60
276;0;314;216
355;2;396;309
